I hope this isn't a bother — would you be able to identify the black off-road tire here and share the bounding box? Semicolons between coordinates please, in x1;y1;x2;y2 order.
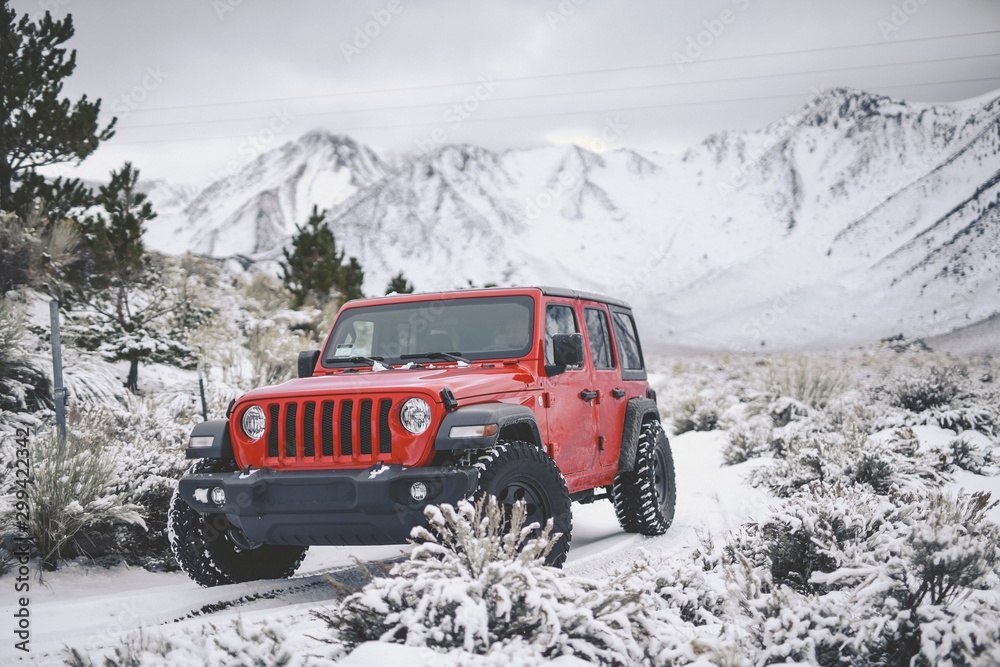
168;459;308;587
611;420;676;535
472;441;573;567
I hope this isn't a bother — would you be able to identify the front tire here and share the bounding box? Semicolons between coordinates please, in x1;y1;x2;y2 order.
611;420;676;535
168;459;308;587
472;441;573;567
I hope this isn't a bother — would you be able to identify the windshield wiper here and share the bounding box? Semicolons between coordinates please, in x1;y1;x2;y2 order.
400;351;471;365
343;355;391;370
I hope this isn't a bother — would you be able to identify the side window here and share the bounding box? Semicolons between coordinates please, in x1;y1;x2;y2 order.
611;310;644;372
585;307;614;370
545;304;581;367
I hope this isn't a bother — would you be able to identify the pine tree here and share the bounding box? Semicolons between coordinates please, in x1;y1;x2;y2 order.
0;2;115;211
279;205;343;308
8;171;94;223
69;163;198;393
341;257;365;302
385;271;415;295
82;162;151;291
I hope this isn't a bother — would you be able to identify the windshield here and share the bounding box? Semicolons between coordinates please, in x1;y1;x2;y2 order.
322;295;535;366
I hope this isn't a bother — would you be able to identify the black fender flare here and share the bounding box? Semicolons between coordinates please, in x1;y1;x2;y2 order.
185;419;234;460
433;403;542;451
617;397;660;473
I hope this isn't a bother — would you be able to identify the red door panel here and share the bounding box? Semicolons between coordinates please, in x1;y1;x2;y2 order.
583;305;628;469
540;300;598;474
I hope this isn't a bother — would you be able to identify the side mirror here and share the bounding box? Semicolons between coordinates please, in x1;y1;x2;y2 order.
552;333;584;367
298;350;320;378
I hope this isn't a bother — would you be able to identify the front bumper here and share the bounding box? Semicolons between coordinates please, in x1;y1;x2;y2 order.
177;464;478;546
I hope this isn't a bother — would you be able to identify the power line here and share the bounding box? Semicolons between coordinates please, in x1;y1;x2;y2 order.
119;29;1000;115
115;52;1000;132
108;75;1000;146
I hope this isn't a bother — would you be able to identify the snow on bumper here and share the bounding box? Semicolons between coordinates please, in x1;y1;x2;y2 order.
177;464;478;546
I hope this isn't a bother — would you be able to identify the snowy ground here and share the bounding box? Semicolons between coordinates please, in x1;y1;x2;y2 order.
3;346;999;665
8;422;996;665
3;428;761;666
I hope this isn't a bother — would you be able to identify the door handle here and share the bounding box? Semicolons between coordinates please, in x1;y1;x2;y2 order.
611;388;626;399
579;390;598;401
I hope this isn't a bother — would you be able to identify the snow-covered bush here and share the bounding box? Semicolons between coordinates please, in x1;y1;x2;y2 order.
653;356;753;436
0;395;190;572
809;491;1000;666
63;617;295;667
58;346;127;406
765;395;812;428
95;398;190;570
244;319;312;386
873;361;998;435
929;404;998;437
720;485;1000;666
0;297;51;413
189;268;319;395
932;434;996;475
731;481;905;593
723;423;773;464
669;395;723;434
888;365;963;413
748;430;846;495
19;428;145;570
761;355;849;410
749;422;955;498
317;499;650;665
24;398;189;570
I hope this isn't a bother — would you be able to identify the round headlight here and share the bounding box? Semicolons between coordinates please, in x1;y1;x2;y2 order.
400;398;432;435
241;405;267;441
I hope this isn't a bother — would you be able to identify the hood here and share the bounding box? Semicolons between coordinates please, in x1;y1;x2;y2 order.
237;362;538;405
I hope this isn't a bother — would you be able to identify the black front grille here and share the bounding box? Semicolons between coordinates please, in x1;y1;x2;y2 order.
321;401;335;456
265;398;395;461
284;403;298;457
359;399;373;455
302;402;316;457
340;400;354;456
379;399;392;454
267;404;280;458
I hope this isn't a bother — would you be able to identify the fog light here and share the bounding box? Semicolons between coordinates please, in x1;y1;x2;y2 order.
410;482;428;501
210;487;226;505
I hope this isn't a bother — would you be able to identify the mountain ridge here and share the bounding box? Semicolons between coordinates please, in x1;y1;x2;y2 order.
143;87;1000;351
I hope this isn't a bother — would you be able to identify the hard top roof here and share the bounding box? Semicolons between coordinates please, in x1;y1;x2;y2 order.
348;286;633;310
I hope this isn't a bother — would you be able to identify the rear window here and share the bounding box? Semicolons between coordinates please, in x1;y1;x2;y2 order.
611;310;644;373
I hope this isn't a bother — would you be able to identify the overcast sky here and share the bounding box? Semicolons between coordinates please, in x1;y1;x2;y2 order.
14;0;1000;185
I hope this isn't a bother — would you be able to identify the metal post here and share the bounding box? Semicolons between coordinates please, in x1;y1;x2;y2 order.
198;366;208;421
49;300;68;447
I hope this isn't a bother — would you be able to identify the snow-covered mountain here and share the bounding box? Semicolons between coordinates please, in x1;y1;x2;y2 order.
143;88;1000;351
146;131;387;258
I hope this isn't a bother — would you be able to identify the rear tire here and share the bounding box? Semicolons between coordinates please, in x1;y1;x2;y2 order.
168;459;308;587
472;441;573;567
611;420;676;535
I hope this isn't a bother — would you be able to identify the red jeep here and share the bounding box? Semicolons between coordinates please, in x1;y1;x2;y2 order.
169;287;675;586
